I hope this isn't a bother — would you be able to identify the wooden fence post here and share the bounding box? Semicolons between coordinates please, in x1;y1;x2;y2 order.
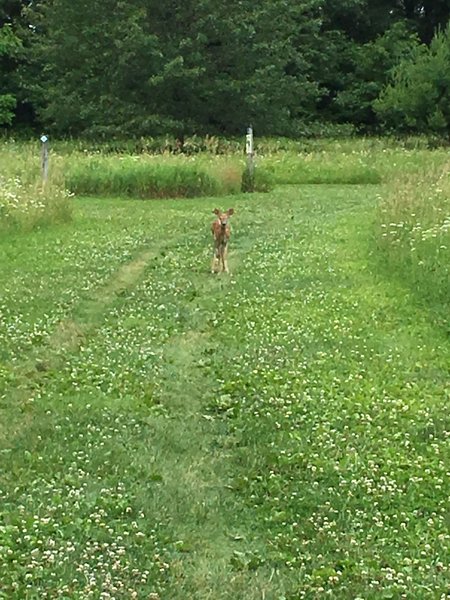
241;125;255;192
246;125;254;178
40;134;49;185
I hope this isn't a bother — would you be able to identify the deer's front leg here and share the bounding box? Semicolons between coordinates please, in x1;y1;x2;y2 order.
221;242;229;273
211;242;220;273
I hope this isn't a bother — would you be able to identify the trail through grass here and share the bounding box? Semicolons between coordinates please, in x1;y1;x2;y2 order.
0;186;448;598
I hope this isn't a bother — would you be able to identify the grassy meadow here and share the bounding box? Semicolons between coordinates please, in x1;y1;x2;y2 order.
0;138;449;598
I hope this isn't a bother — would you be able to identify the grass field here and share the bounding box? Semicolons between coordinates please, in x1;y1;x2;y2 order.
0;174;448;598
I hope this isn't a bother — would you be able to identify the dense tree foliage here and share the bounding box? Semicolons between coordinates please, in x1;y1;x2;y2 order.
0;0;449;137
328;23;419;128
375;23;450;136
0;1;33;125
0;18;21;125
23;0;324;137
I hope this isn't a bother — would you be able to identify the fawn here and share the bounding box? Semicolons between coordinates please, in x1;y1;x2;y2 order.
211;208;234;273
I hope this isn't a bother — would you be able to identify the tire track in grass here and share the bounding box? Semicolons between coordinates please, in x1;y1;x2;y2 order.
130;200;306;598
138;279;281;599
0;248;157;439
86;212;284;598
47;248;155;354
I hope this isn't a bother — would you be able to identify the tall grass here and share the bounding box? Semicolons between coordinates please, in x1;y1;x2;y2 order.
0;140;73;232
376;164;450;310
1;140;275;206
260;151;381;184
60;137;449;189
65;156;243;198
65;154;275;198
62;142;448;195
9;137;394;224
3;136;450;223
258;139;450;185
0;177;72;232
66;158;221;198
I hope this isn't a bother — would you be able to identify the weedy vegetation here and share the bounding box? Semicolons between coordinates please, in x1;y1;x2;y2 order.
0;137;448;599
376;163;450;317
0;142;72;232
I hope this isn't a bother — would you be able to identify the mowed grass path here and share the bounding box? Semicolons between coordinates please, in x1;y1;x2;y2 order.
0;187;448;599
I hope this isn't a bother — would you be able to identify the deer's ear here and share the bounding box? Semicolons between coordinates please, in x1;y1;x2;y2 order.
213;208;220;215
227;208;234;216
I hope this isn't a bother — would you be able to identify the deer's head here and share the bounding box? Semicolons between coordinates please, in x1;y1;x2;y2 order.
213;208;234;228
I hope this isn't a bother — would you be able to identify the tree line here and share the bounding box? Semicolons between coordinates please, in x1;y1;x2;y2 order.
1;0;450;139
